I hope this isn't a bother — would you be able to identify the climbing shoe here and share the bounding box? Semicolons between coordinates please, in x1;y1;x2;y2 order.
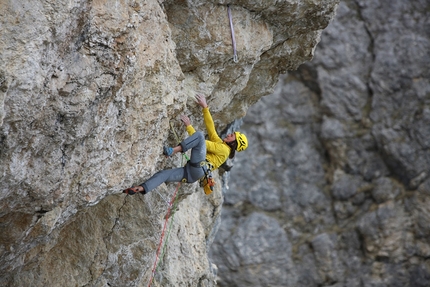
123;187;141;195
163;146;174;157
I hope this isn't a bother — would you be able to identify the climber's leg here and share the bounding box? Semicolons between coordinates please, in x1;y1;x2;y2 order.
180;131;206;163
125;131;206;195
140;167;185;194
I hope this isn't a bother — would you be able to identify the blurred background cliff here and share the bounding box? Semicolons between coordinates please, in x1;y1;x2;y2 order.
211;1;430;286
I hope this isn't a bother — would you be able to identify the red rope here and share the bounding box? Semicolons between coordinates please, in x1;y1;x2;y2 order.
147;181;181;287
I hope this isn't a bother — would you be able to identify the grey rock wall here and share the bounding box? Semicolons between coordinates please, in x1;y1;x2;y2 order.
0;0;339;286
210;0;430;286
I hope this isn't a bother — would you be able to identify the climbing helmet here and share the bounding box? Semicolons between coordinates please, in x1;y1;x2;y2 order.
234;132;248;152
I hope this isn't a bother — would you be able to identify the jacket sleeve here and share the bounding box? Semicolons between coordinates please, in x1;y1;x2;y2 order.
202;107;223;143
186;125;196;136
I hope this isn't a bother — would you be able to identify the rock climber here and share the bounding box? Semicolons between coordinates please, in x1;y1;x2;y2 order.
123;94;248;196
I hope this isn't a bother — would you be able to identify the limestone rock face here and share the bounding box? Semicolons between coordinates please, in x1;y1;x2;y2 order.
211;0;430;286
0;0;339;286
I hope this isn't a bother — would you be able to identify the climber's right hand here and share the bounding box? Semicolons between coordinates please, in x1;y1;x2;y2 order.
195;94;208;108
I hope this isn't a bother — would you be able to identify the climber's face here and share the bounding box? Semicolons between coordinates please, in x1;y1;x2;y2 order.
223;133;236;143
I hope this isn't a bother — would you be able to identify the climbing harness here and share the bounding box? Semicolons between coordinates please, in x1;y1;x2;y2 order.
227;5;238;63
187;159;215;195
199;160;215;195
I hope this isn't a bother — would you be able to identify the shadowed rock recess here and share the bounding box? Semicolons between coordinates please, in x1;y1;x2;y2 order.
210;0;430;286
0;0;339;286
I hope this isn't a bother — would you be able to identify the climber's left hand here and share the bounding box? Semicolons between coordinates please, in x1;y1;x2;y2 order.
180;115;191;127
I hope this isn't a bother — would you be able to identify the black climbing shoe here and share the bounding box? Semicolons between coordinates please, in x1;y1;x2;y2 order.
123;187;141;195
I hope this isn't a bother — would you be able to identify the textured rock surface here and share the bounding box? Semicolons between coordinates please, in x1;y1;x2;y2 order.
211;0;430;286
0;0;339;286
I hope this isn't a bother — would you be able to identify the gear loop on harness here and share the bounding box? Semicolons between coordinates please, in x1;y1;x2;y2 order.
184;159;215;195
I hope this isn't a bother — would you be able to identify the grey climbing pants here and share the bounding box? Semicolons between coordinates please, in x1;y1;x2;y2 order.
141;131;206;193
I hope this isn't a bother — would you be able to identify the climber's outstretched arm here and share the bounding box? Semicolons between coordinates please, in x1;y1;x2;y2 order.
195;94;223;143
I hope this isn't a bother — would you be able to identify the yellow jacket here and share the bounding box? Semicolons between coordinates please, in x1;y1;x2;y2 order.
186;107;231;171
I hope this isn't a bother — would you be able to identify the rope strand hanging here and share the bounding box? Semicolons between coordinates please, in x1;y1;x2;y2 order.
147;123;189;287
147;181;181;287
227;5;238;63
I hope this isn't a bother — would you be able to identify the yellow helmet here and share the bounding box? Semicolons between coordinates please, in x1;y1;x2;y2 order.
234;132;248;152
